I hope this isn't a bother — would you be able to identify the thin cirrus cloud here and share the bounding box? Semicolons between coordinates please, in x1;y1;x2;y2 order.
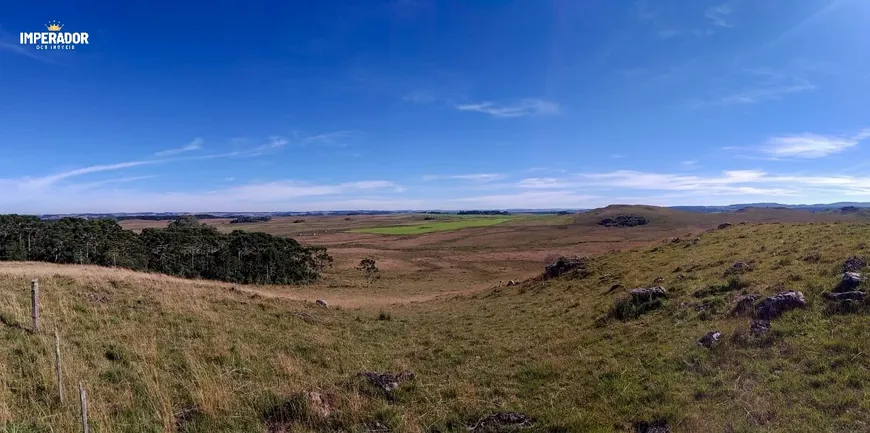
762;129;870;158
155;138;204;156
700;69;816;107
511;168;870;200
455;99;560;118
421;173;505;182
705;4;733;28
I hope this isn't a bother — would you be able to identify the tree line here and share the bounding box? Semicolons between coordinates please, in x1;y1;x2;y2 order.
0;215;330;285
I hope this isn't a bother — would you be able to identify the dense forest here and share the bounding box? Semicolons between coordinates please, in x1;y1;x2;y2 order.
0;215;330;284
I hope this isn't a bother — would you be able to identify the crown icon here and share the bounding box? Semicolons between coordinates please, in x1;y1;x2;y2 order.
45;21;63;32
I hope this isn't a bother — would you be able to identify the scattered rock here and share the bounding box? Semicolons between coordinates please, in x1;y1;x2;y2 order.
304;391;332;420
630;286;667;302
506;280;518;286
755;291;806;320
750;319;771;335
724;262;752;276
698;331;722;349
677;273;686;281
836;272;864;292
739;221;748;225
315;299;328;308
717;222;732;229
544;256;588;279
670;237;681;244
843;256;867;273
469;412;536;432
731;294;761;316
360;370;415;393
634;419;671;433
653;276;664;284
823;291;866;302
599;215;649;227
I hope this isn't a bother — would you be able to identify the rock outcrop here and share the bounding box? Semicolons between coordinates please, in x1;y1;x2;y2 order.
630;286;667;301
755;291;807;320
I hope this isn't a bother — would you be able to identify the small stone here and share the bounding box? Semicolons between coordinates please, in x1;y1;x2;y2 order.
653;276;664;284
750;319;771;335
843;256;867;273
698;331;722;348
315;299;328;308
717;222;732;229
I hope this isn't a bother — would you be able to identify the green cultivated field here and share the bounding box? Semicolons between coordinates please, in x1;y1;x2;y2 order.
349;217;513;234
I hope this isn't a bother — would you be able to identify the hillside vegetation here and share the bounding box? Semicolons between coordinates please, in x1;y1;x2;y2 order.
1;221;870;431
0;215;329;285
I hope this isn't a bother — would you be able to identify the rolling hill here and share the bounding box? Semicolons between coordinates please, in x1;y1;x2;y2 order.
1;219;870;431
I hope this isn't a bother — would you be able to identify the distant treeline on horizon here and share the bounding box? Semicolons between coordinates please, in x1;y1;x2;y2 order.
0;215;331;285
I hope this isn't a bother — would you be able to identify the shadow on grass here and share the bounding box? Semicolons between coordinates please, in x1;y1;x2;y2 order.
0;313;29;333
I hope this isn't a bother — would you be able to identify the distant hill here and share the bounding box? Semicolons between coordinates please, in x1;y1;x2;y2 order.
33;202;870;220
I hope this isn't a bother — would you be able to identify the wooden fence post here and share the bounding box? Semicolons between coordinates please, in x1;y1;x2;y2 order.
55;329;64;404
30;279;39;332
79;382;88;433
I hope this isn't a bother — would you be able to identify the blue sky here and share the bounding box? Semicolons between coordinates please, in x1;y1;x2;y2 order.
1;0;869;213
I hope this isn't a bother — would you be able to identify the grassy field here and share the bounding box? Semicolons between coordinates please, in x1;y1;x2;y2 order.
4;215;870;431
347;217;513;235
0;223;870;432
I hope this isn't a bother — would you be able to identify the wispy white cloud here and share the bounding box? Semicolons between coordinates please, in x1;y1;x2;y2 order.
682;160;698;166
694;69;815;107
705;4;733;28
453;191;599;209
763;130;866;158
155;138;204;156
456;99;560;118
422;173;505;182
24;160;160;188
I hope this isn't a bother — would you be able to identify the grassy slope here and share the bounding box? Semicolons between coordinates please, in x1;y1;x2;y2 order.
3;222;870;431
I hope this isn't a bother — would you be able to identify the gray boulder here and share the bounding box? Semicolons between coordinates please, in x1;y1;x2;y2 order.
717;222;732;229
630;286;667;302
544;256;587;279
755;291;806;320
836;272;863;292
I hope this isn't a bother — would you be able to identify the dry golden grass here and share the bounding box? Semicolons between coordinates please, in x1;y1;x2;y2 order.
4;210;870;431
